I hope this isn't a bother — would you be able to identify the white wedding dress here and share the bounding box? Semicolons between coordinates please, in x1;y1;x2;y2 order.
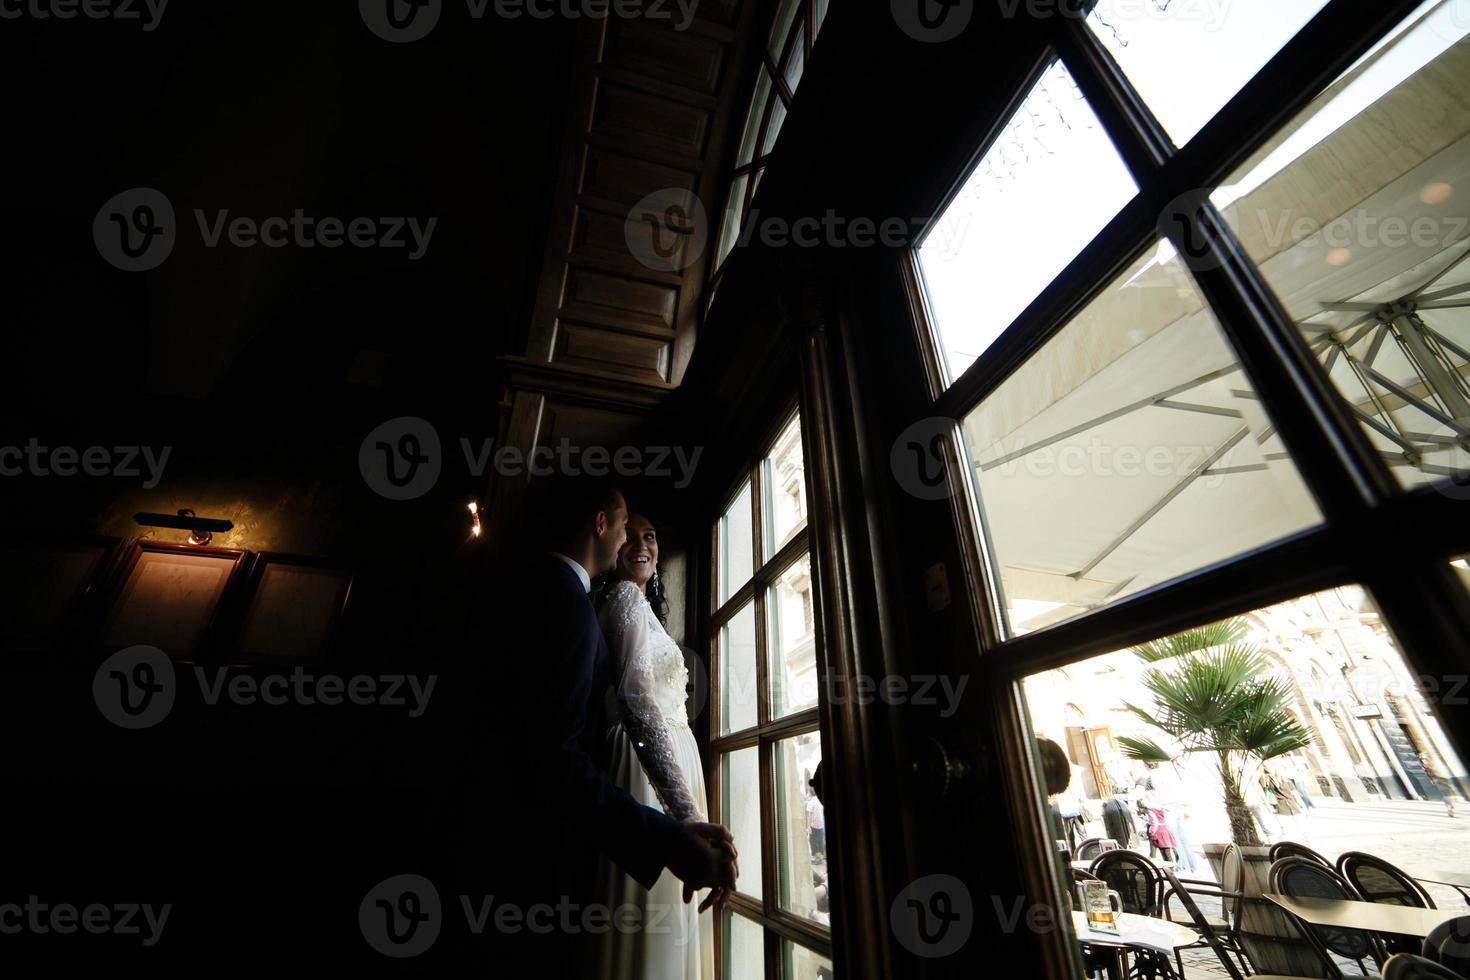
594;580;713;980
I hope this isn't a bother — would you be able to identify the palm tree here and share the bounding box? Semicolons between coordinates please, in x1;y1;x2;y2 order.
1116;618;1313;847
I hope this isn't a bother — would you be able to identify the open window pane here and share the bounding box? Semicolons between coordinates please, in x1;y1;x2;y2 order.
916;59;1138;383
764;414;807;557
1020;585;1470;937
776;730;828;925
1218;0;1470;494
783;940;833;979
720;601;759;735
723;747;764;900
769;556;817;719
1086;0;1331;147
960;242;1322;637
720;480;754;605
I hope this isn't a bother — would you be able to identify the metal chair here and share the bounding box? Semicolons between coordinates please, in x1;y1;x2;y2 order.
1269;856;1385;974
1160;867;1251;979
1385;953;1468;980
1092;849;1164;917
1166;868;1345;980
1339;851;1437;956
1424;915;1470;979
1077;837;1119;862
1338;851;1436;908
1235;895;1345;979
1270;840;1333;868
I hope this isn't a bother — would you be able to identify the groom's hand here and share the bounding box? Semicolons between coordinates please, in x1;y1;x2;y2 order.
667;821;738;909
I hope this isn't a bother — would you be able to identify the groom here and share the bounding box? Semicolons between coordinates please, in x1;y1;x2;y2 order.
460;478;736;971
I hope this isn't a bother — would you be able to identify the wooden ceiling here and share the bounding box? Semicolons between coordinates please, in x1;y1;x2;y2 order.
506;0;754;407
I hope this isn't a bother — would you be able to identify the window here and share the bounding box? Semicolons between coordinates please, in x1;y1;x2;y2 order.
1218;2;1470;494
916;60;1137;382
1086;0;1333;147
711;0;831;291
960;239;1323;634
1022;585;1469;911
898;1;1470;973
711;408;831;977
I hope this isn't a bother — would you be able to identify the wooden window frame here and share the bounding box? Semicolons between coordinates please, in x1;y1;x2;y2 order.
893;2;1470;976
709;399;834;977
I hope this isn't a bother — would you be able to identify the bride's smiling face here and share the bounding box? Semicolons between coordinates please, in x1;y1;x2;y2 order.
616;513;658;587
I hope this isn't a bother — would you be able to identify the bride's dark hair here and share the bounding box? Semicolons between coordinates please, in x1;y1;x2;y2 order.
592;513;669;625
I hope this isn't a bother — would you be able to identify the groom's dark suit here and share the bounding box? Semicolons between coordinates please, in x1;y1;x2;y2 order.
449;553;682;968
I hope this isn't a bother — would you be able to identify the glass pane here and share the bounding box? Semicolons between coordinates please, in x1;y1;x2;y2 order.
768;0;801;59
1219;1;1470;494
769;555;817;718
960;242;1322;637
737;71;772;167
720;480;754;605
764;413;808;557
720;602;759;735
1455;555;1470;591
723;747;763;900
783;25;807;93
717;174;750;271
762;96;789;158
1021;586;1470;920
815;0;827;36
776;731;828;925
725;910;765;979
1087;0;1331;147
783;940;833;980
916;59;1138;382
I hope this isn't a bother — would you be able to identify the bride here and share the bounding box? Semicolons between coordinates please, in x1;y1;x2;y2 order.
594;511;722;980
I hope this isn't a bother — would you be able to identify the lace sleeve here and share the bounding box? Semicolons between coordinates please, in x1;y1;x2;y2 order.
602;581;702;823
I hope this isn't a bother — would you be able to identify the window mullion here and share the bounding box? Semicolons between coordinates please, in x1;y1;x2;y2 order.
1172;200;1399;520
1053;20;1172;182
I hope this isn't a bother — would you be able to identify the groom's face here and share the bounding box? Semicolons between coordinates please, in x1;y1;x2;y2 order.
593;492;630;573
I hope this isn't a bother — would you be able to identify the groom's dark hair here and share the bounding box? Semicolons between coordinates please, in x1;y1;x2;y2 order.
537;476;624;545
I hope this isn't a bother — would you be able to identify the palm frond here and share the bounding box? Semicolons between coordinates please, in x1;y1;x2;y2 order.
1131;618;1249;662
1116;736;1174;763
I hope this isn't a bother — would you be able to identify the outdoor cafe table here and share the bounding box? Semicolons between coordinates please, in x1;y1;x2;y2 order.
1071;910;1199;980
1264;893;1461;938
1071;910;1198;955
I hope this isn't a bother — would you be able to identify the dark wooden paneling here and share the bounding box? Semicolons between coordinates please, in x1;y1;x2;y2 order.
580;146;698;208
602;18;728;97
563;265;679;332
591;80;711;162
553;321;672;382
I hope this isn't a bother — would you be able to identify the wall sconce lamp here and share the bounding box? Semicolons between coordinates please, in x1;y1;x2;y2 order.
134;509;234;547
468;500;483;539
